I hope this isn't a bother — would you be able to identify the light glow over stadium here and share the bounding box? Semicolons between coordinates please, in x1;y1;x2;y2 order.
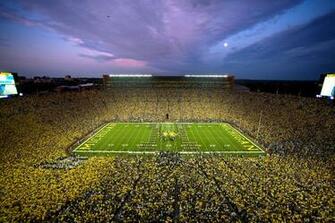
184;75;229;78
108;74;152;77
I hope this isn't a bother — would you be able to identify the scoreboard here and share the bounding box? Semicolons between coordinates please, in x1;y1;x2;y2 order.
319;74;335;99
0;72;18;98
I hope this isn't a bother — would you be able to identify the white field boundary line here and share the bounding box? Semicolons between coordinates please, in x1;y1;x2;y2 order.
74;150;265;154
72;122;265;154
110;122;226;125
72;123;111;153
222;123;265;153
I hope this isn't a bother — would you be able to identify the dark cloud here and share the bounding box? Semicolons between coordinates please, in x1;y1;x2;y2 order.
0;0;302;71
1;0;334;79
79;54;115;62
224;11;335;79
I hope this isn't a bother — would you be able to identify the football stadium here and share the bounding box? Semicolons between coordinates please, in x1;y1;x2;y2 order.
1;74;334;222
1;1;335;222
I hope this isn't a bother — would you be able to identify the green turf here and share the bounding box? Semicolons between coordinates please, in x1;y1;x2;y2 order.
73;123;265;156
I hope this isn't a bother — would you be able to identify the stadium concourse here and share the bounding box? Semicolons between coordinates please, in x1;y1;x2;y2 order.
0;84;334;222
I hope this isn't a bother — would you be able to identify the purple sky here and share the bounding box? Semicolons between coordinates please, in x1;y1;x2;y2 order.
0;0;335;79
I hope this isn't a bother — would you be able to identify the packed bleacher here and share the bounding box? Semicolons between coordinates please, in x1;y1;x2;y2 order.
0;88;334;222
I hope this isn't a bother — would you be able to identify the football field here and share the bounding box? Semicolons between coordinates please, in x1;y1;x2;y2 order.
73;123;265;156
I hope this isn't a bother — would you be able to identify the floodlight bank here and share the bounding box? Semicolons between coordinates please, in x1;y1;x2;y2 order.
184;75;229;78
109;74;152;77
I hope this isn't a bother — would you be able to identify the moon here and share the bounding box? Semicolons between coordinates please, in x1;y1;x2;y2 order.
223;42;228;48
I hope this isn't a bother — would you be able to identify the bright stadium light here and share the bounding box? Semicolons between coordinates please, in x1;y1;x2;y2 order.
0;72;18;98
109;74;152;77
320;74;335;97
184;75;229;78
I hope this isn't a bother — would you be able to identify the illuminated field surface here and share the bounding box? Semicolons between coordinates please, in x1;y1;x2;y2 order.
73;123;265;156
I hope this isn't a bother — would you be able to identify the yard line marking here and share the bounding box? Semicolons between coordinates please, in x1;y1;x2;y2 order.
146;124;154;147
202;125;219;150
211;125;234;150
115;124;132;150
193;124;209;150
128;122;144;150
224;123;265;153
73;122;266;155
187;124;202;152
73;122;110;152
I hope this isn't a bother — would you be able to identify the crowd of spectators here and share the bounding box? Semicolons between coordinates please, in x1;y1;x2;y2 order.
0;87;334;222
